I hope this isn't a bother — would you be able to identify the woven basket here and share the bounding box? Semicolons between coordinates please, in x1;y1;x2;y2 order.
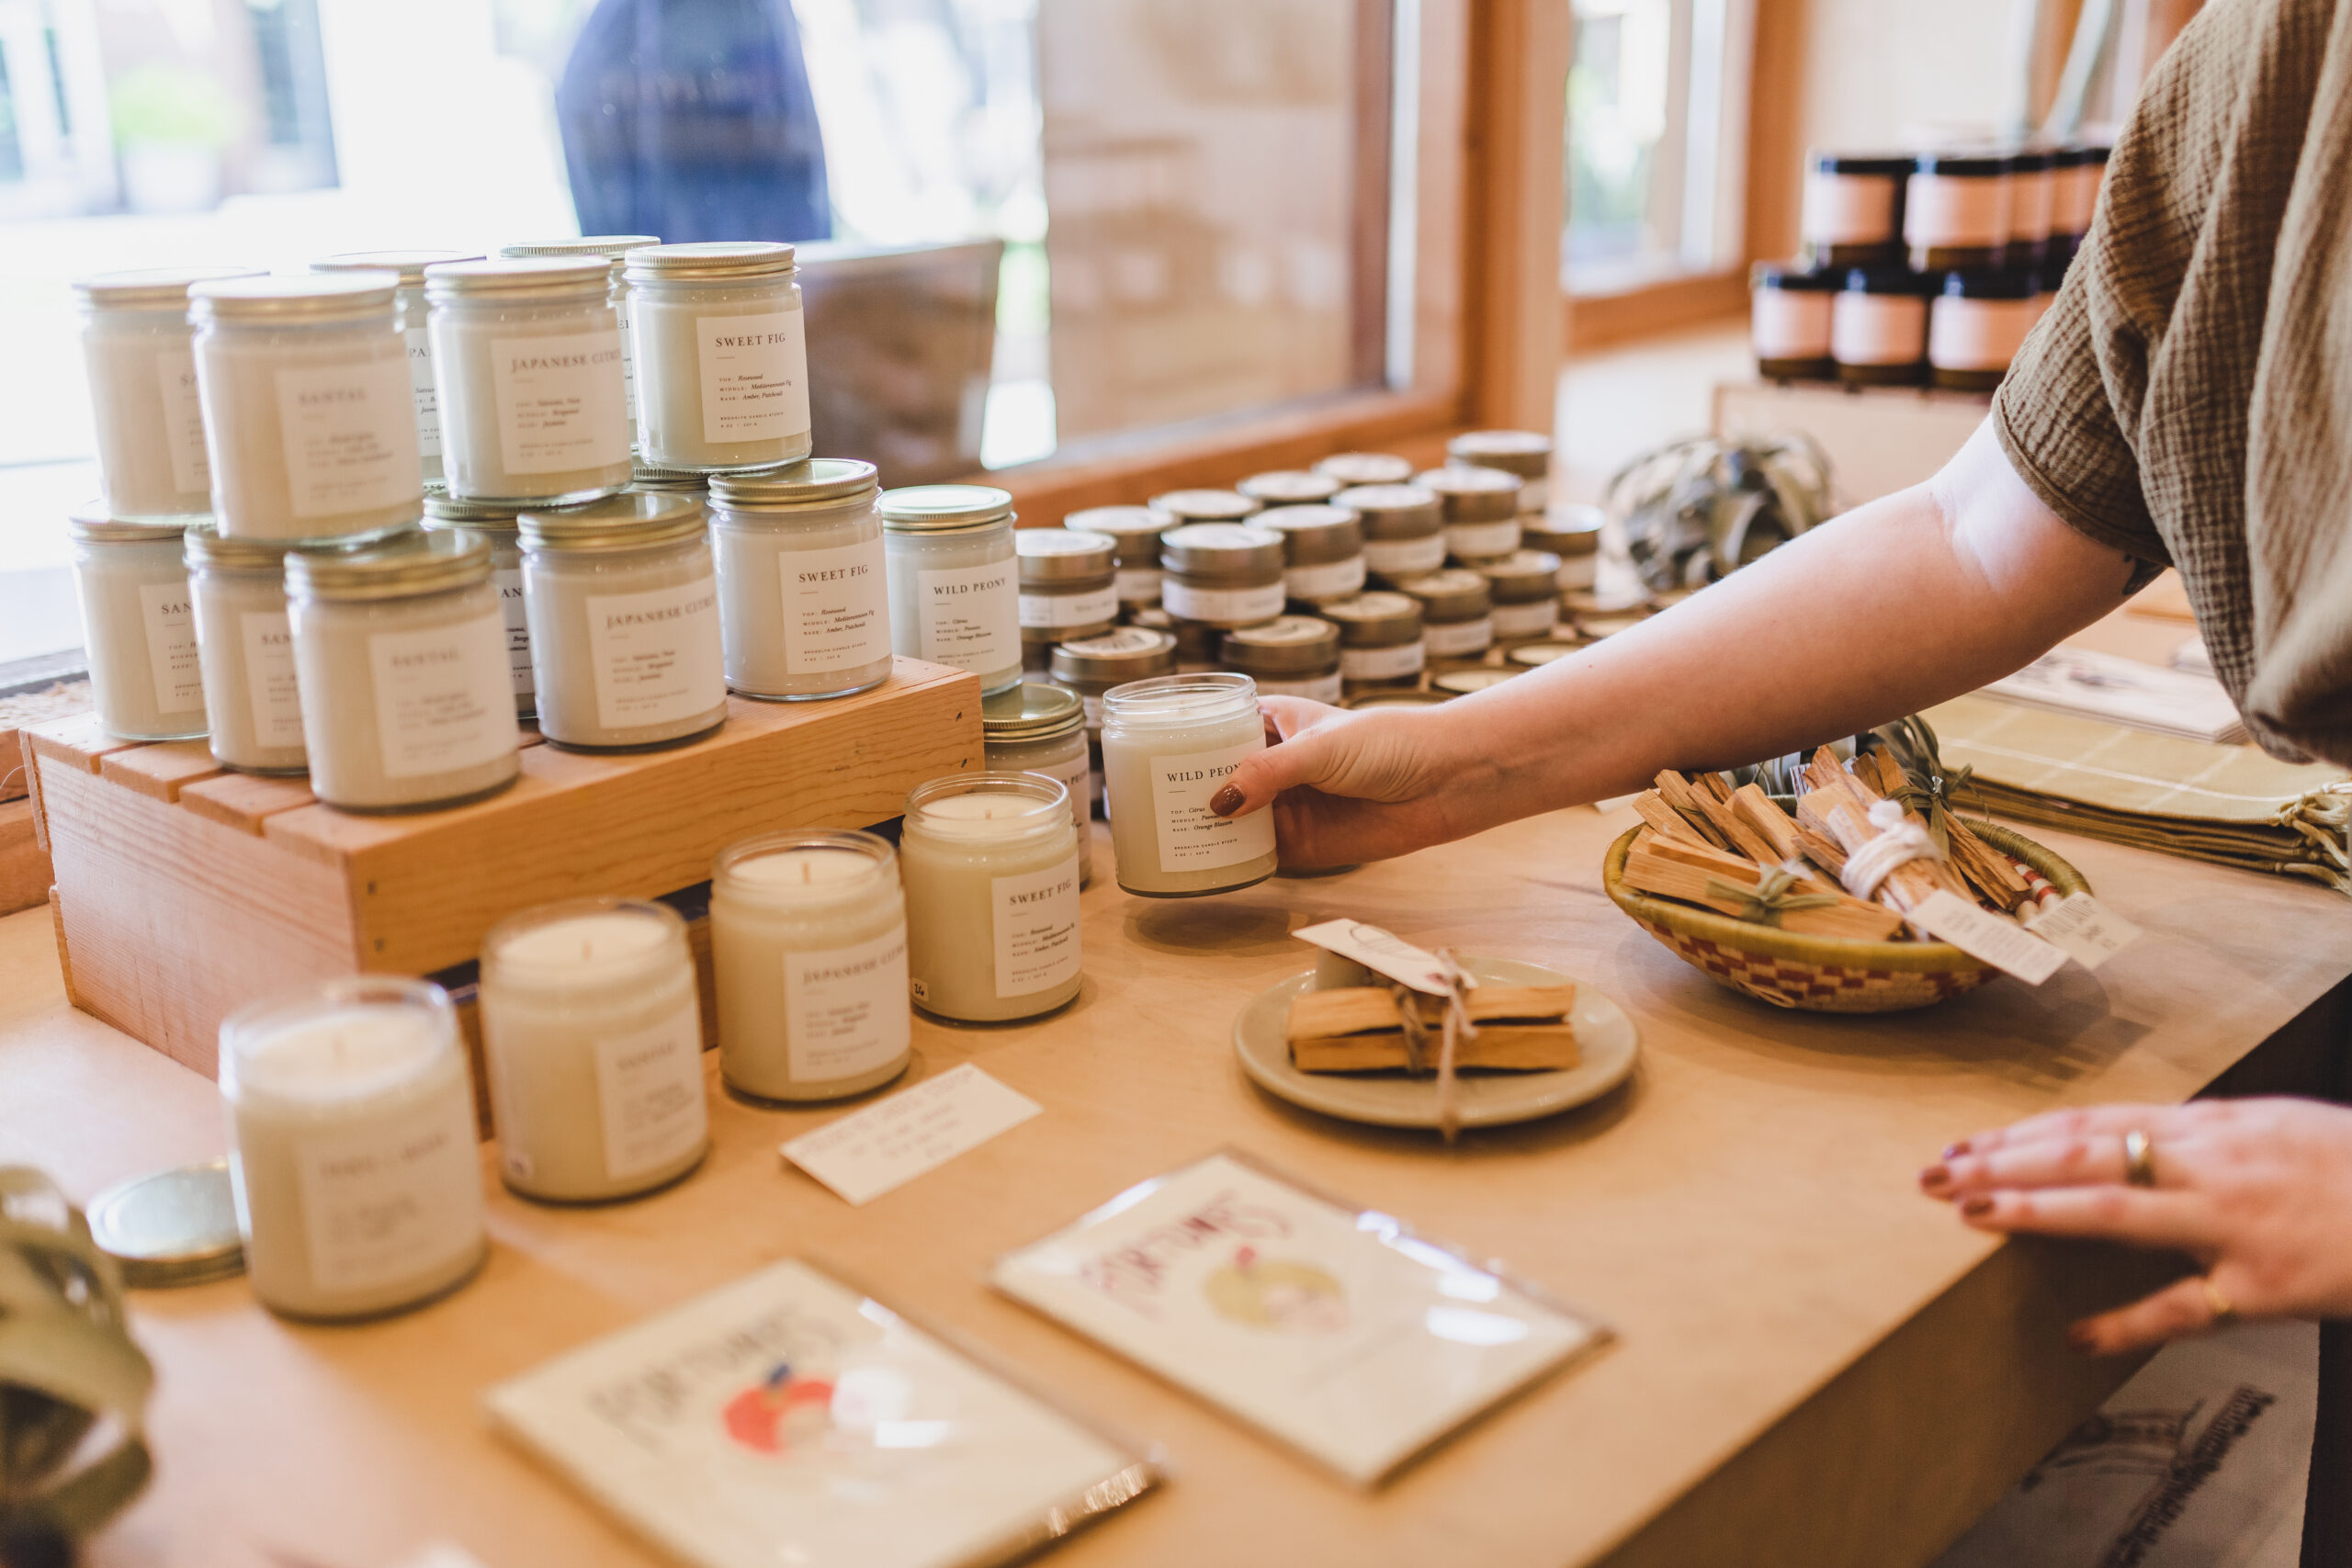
1602;821;2090;1012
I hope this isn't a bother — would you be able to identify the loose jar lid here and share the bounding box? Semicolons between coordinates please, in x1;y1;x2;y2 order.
1314;452;1414;485
1446;430;1552;479
1222;615;1340;673
190;270;401;321
1476;549;1566;600
74;265;263;308
520;491;707;550
1344;688;1449;709
981;682;1085;743
1939;268;2040;300
1508;640;1584;667
631;460;714;493
1159;523;1285;579
1015;528;1116;582
85;1159;244;1288
1416;466;1521;523
880;483;1014;531
424;256;610;299
1912;150;2009;177
1809;151;1917;176
1237;469;1343;505
1393;568;1492;619
1254;503;1363;563
1333;483;1442;536
1320;591;1423;643
1434;667;1518;695
423;493;529;531
1048;626;1178;684
313;249;482;285
1522;505;1605;557
1844;265;1932;296
1148;488;1260;524
288;526;488;601
66;501;187;543
1751;261;1841;291
627;241;797;281
1577;609;1649;637
709;458;878;510
185;521;318;568
1062;504;1170;556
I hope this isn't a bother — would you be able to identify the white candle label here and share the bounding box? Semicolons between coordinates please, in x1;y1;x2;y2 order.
1114;567;1162;602
784;925;911;1082
992;853;1082;998
1255;670;1343;704
1425;616;1493;657
1159;580;1285;624
616;296;638;423
583;574;726;730
780;1062;1041;1208
1340;640;1423;680
273;358;421;520
238;608;305;748
1447;522;1520;558
405;327;441;460
367;613;520;779
594;1002;708;1181
1019;585;1119;629
292;1099;481;1293
1148;741;1276;872
1284;558;1365;600
695;309;810;444
1363;536;1445;575
154;348;210;493
491;329;630;476
1493;600;1558;639
916;559;1019;673
1023;746;1092;835
138;581;203;714
492;568;533;698
779;539;890;672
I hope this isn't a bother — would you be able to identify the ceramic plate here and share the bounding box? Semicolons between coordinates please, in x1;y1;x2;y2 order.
1233;956;1639;1130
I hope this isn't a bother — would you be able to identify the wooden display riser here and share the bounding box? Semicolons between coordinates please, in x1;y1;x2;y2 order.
24;658;981;1099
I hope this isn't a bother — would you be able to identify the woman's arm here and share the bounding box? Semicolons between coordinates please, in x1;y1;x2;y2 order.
1213;420;2143;867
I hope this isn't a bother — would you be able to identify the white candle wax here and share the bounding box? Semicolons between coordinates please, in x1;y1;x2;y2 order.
220;978;486;1320
707;462;894;701
711;831;910;1101
899;776;1082;1022
1099;673;1278;897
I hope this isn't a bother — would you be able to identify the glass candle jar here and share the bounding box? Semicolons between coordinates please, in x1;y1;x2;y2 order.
1447;430;1553;518
1524;504;1604;591
1323;590;1426;693
1238;469;1343;507
75;265;262;522
2004;147;2054;262
1750;264;1840;381
1101;672;1278;897
1049;624;1177;731
1159;523;1286;628
1801;152;1912;266
1930;271;2043;391
1256;503;1365;607
1335;483;1445;583
1016;528;1119;664
1222;615;1341;704
313;250;483;491
287;528;521;811
422;494;538;717
1419;466;1522;562
519;491;727;750
899;773;1082;1022
712;829;912;1101
189;272;424;544
1132;605;1221;671
499;236;661;436
1314;452;1414;486
1905;152;2009;273
219;976;485;1321
983;682;1094;887
187;525;307;773
1477;550;1566;644
1396;569;1495;661
2051;144;2109;248
1064;504;1170;610
480;897;707;1201
707;460;893;701
625;242;812;473
1148;488;1260;525
881;484;1023;695
425;257;632;506
70;508;207;741
1834;268;1931;387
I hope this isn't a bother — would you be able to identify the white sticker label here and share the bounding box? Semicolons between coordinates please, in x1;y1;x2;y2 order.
238;608;304;748
1493;599;1559;639
1020;584;1119;629
1148;740;1276;873
1425;615;1494;657
1254;670;1344;704
292;1096;482;1293
780;1063;1041;1208
1363;535;1446;575
366;613;519;780
785;924;911;1082
779;538;890;673
2024;892;2143;972
1160;579;1286;625
1285;558;1366;601
492;568;532;699
916;558;1019;674
593;1000;707;1181
138;580;203;714
1340;639;1424;680
1447;521;1521;559
1910;890;2068;985
695;309;809;444
992;853;1082;998
1114;567;1162;603
616;296;637;423
583;574;726;731
273;358;420;520
405;327;441;460
155;347;210;493
491;329;630;476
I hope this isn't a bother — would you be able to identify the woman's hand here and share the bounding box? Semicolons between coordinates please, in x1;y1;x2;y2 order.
1919;1098;2352;1352
1208;696;1487;868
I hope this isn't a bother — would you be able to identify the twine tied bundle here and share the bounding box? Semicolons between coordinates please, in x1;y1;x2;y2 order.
1702;862;1841;927
1388;949;1478;1143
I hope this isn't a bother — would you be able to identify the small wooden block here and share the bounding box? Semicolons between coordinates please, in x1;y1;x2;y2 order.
26;713;141;774
0;799;50;917
1293;1025;1581;1074
1286;984;1579;1042
99;740;225;802
178;772;320;836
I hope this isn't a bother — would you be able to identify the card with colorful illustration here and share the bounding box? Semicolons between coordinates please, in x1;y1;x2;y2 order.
485;1259;1157;1568
988;1152;1608;1484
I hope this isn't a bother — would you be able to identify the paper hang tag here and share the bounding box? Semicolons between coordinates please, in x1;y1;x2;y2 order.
2024;891;2143;972
781;1064;1042;1207
1293;919;1472;996
1908;891;2068;986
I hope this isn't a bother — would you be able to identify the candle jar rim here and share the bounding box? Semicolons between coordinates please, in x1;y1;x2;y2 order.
219;975;455;1100
1331;483;1442;535
878;483;1015;531
481;896;685;980
713;828;899;897
1313;452;1415;485
1236;469;1343;505
69;502;188;544
423;493;535;531
707;458;877;511
500;236;662;261
313;250;482;286
1102;671;1261;727
518;491;706;550
287;526;485;601
1147;487;1261;523
191;271;401;322
903;771;1071;832
1416;465;1521;522
424;257;610;300
76;264;264;309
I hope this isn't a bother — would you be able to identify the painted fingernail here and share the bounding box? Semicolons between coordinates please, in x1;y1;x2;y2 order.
1944;1141;1971;1158
1919;1164;1951;1190
1960;1195;1994;1219
1209;785;1244;817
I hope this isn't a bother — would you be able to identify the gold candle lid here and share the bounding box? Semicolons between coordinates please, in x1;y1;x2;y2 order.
1331;483;1442;536
1391;568;1493;620
424;256;611;299
85;1159;244;1289
1048;626;1178;684
1252;503;1363;564
1016;528;1117;583
313;250;482;285
1222;615;1340;674
191;271;401;321
1319;590;1423;643
519;491;707;550
982;682;1086;743
1062;505;1170;559
626;241;797;281
1444;429;1552;479
1314;452;1414;485
287;526;486;601
74;265;263;308
1415;465;1522;523
1148;488;1261;524
709;459;878;511
1475;550;1566;601
1433;667;1518;695
879;484;1015;532
1237;469;1343;505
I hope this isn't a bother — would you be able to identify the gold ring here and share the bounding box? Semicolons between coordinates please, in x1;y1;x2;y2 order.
2202;1275;2236;1327
2122;1128;2157;1188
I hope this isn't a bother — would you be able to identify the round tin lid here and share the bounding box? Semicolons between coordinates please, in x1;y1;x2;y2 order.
287;526;479;600
626;241;797;281
1416;465;1522;523
981;682;1085;742
708;459;877;510
1392;568;1492;620
879;483;1015;531
1343;688;1450;709
1236;469;1343;506
1159;523;1285;579
314;250;482;285
66;502;188;544
1445;429;1552;478
423;256;609;299
1222;615;1340;673
1314;452;1415;485
1522;503;1606;557
422;493;528;530
1474;549;1566;600
519;491;706;550
1577;609;1650;638
1319;590;1423;642
1331;483;1442;536
74;265;264;308
1506;639;1585;668
184;521;313;568
1253;503;1363;564
1047;625;1179;684
1433;667;1519;695
1060;505;1171;556
629;463;714;493
501;235;662;262
191;270;401;321
1148;488;1261;524
1015;528;1117;582
85;1159;244;1289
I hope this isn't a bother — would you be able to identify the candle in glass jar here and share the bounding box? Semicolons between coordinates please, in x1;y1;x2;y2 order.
624;242;813;473
899;774;1081;1022
69;507;207;741
711;830;911;1101
74;265;262;521
707;460;893;701
1100;672;1278;897
187;524;308;773
880;484;1023;695
422;494;538;716
982;682;1094;887
312;250;484;491
499;236;661;436
480;898;707;1201
219;976;486;1321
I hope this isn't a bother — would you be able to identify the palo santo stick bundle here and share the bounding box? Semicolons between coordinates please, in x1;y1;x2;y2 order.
1287;983;1579;1073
